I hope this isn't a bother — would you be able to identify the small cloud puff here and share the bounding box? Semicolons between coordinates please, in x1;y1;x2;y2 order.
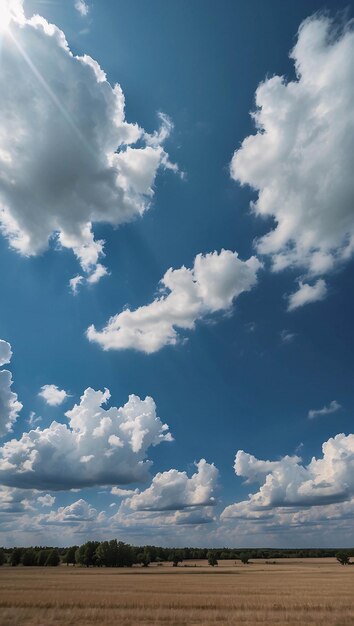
38;384;69;407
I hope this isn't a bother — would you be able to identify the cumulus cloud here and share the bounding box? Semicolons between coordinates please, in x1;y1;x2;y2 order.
0;5;176;287
0;339;22;437
0;340;12;366
231;15;354;302
87;249;261;353
222;434;354;522
287;279;327;311
38;384;69;406
42;499;100;524
74;0;89;17
0;485;33;514
0;371;23;437
0;388;172;490
125;459;218;511
37;493;55;507
308;400;341;420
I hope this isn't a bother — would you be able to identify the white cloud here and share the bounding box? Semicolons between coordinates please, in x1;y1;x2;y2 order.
37;493;55;507
0;339;22;437
308;400;341;420
69;275;84;295
87;249;261;353
42;499;99;524
0;387;172;490
111;487;139;497
0;370;22;438
74;0;89;17
125;459;218;511
231;15;354;301
222;433;354;521
0;6;175;286
38;384;69;407
0;485;33;514
287;279;327;311
0;340;12;366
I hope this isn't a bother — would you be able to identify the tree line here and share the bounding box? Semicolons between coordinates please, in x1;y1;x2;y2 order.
0;543;352;567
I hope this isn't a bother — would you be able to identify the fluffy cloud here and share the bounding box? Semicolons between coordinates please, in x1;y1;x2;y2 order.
42;499;100;524
0;485;33;514
222;433;354;520
0;387;172;489
0;339;22;437
231;15;354;300
287;280;327;312
124;459;218;511
0;4;175;287
0;340;12;367
0;371;23;437
37;493;55;507
308;400;341;420
38;384;69;406
87;249;261;353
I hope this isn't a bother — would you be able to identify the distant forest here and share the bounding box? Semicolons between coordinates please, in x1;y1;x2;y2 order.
0;542;352;567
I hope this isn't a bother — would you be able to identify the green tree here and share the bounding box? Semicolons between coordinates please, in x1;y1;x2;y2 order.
45;549;60;566
10;548;23;567
336;551;350;565
207;551;218;566
137;551;151;567
0;549;6;566
36;550;49;566
64;546;77;566
95;540;134;568
75;541;100;567
169;552;182;567
240;552;250;564
22;549;37;566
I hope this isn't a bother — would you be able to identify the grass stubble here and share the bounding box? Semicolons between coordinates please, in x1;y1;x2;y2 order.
0;558;354;625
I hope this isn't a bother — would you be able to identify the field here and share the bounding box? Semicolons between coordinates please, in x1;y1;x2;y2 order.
1;559;354;625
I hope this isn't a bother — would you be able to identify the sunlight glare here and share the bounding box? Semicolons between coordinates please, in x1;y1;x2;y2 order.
0;5;11;32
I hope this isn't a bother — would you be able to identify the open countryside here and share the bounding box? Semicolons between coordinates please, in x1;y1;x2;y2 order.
1;559;354;626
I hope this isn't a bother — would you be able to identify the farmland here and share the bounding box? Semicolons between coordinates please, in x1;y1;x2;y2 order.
0;559;354;625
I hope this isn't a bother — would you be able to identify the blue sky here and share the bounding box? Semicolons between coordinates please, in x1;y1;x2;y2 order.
0;0;354;547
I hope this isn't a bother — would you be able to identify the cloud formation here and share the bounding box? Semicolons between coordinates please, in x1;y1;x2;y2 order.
231;15;354;301
74;0;89;17
308;400;341;420
222;433;354;520
0;388;172;489
0;339;22;438
0;371;22;438
124;459;218;511
0;3;175;287
38;384;69;407
287;280;327;312
87;249;261;353
0;340;12;367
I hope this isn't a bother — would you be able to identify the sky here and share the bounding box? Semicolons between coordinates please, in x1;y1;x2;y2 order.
0;0;354;548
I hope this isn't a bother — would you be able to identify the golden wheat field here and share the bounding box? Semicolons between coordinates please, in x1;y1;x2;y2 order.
0;559;354;626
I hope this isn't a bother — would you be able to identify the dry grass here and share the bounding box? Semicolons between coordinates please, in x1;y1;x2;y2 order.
1;559;354;625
